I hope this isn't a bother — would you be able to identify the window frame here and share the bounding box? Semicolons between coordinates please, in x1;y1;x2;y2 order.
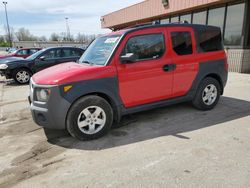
120;33;166;63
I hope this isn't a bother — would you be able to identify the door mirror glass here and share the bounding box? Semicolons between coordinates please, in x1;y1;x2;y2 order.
120;53;136;64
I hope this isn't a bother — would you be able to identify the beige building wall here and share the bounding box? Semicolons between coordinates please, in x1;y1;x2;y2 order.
101;0;228;29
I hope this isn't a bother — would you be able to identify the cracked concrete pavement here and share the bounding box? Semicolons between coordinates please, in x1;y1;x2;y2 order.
0;73;250;188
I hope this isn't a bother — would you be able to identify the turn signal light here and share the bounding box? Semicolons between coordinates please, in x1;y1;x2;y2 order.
64;85;72;92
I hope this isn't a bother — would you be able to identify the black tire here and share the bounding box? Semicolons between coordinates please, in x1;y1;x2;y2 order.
66;95;113;141
13;68;32;84
192;77;221;111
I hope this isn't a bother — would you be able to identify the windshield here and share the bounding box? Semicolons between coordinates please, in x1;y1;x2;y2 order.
26;48;45;60
79;35;121;66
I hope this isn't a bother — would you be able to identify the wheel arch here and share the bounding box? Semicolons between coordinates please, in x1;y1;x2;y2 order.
12;66;33;75
65;92;121;126
204;73;224;95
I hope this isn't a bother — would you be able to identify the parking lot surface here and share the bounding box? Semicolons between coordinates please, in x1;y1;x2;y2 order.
0;73;250;188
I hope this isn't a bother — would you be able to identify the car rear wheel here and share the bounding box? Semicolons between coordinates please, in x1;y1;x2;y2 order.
66;95;113;140
192;77;221;110
13;68;31;84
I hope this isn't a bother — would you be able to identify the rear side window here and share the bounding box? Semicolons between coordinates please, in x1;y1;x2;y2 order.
197;29;223;52
122;34;165;61
17;49;29;55
29;49;39;55
62;49;83;57
171;32;193;55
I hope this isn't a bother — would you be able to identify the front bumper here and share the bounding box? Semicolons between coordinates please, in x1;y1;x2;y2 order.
0;69;12;79
29;80;71;130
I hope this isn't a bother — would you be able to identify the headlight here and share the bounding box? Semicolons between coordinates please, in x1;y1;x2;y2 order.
35;88;51;102
0;64;8;70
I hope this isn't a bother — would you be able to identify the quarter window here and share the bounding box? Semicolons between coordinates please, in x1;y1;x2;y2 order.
197;29;223;52
171;32;193;55
122;34;165;61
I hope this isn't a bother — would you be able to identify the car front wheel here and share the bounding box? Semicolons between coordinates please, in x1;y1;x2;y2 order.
66;95;113;140
13;68;31;84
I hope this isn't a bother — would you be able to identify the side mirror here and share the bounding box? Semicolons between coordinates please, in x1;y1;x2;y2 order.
120;53;136;64
39;56;45;61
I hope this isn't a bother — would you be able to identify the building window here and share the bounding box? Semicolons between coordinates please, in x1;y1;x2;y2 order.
192;11;207;25
161;18;170;24
171;32;193;55
170;16;179;23
208;7;225;33
180;14;191;23
224;3;245;46
122;34;165;61
197;29;223;52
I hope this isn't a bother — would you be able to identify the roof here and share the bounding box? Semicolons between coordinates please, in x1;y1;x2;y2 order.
104;23;221;36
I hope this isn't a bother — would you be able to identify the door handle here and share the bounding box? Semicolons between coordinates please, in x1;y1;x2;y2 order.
162;64;176;72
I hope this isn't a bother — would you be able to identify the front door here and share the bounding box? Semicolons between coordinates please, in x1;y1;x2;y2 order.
34;49;61;72
115;28;174;108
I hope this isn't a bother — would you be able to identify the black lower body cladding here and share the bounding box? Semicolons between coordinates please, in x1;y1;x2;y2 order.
30;60;227;130
30;77;123;130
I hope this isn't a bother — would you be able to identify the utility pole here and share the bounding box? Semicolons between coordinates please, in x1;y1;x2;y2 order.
65;17;70;41
2;1;12;47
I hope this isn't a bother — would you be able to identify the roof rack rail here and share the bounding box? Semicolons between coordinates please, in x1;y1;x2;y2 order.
170;20;189;24
124;21;162;29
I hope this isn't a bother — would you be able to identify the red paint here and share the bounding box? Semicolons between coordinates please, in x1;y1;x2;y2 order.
113;27;174;107
32;25;227;109
32;62;117;85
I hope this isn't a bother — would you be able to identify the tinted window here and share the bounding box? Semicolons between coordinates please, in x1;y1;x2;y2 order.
122;34;165;61
43;49;61;59
61;49;82;57
17;49;29;55
180;14;191;23
197;29;223;52
29;49;39;55
192;11;207;24
224;3;245;45
208;7;225;33
171;32;193;55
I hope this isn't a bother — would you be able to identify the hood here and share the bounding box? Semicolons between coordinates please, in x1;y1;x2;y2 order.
32;62;117;85
0;56;25;64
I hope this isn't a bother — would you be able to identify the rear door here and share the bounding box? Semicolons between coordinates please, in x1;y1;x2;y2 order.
167;27;199;97
115;27;174;108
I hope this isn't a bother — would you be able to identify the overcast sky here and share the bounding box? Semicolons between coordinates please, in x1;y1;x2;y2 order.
0;0;143;37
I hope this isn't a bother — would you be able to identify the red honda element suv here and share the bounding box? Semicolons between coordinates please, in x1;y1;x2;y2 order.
29;24;228;140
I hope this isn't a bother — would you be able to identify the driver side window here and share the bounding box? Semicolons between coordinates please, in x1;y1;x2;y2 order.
43;49;61;59
121;34;165;61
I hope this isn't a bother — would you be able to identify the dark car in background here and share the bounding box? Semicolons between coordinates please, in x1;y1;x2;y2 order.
0;47;84;84
0;48;41;59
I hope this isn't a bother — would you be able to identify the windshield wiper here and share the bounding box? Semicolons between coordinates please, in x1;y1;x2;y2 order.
81;61;94;65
